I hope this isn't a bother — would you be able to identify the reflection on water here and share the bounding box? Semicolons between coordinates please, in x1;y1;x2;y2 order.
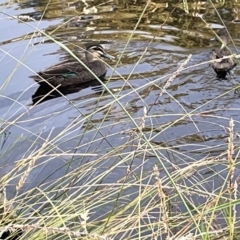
31;79;105;105
1;0;240;237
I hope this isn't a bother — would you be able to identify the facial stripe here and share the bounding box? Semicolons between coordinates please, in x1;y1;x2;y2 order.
89;46;104;52
96;50;104;55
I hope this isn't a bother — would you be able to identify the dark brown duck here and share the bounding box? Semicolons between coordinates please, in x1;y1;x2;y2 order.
30;44;114;87
210;29;237;79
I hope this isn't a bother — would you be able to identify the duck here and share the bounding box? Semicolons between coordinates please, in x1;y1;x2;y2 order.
210;28;237;79
30;44;114;87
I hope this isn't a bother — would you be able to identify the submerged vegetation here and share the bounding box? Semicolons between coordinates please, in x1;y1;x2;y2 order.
0;0;240;239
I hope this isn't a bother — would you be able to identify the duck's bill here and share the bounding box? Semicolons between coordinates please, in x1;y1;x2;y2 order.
103;52;115;60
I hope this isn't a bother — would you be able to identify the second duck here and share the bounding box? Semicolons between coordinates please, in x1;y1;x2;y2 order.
210;29;237;79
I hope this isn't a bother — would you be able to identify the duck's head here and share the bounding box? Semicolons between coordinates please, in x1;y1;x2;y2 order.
86;44;115;62
217;28;230;49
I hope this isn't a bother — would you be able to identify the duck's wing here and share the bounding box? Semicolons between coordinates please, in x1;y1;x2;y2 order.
30;61;107;87
30;60;81;81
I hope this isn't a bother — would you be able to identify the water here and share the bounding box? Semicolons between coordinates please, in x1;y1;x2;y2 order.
1;0;240;238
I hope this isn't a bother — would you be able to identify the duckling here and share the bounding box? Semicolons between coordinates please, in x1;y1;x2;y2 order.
210;29;237;79
30;44;114;87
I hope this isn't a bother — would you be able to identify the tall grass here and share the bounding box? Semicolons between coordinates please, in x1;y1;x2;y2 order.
0;0;240;239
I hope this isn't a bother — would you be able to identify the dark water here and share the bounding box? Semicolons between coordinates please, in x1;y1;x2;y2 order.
1;0;240;238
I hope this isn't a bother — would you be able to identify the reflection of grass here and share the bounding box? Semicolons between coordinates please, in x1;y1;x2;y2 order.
1;0;240;240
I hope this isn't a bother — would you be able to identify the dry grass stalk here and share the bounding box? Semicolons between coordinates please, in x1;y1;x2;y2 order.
139;106;147;132
7;15;36;21
159;54;192;97
147;54;192;114
80;210;89;235
6;223;112;240
0;188;6;216
227;118;235;190
230;180;238;238
227;118;234;165
16;148;42;193
153;164;169;237
127;106;147;171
